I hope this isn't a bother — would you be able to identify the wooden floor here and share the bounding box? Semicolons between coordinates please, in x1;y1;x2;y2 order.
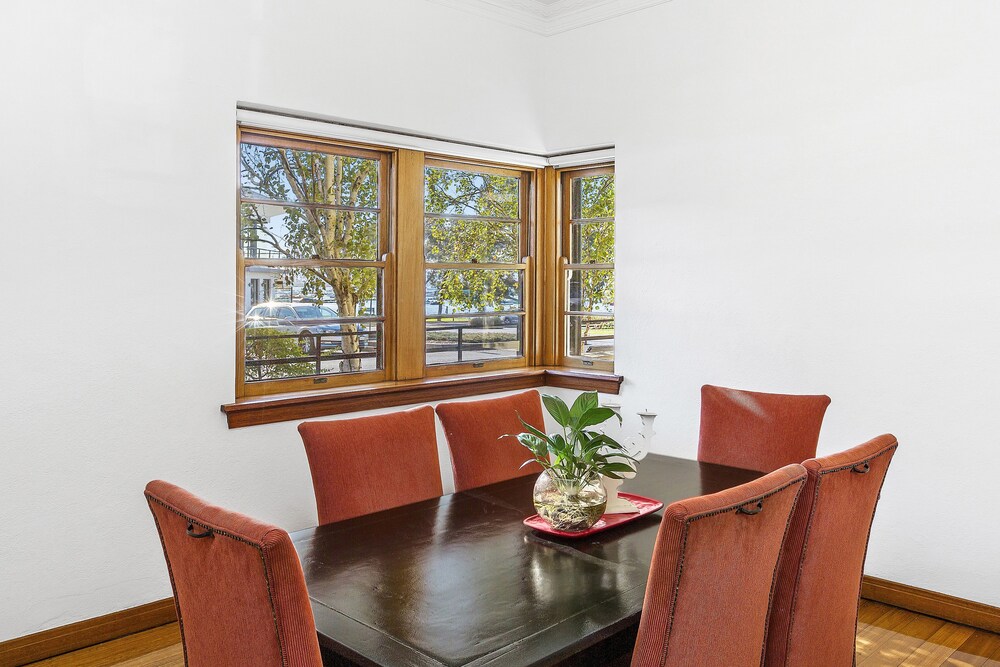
23;600;1000;667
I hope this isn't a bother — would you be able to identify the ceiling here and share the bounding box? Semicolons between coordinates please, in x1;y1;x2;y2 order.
425;0;672;36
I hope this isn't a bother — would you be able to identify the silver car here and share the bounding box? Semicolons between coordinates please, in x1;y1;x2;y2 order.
245;302;368;353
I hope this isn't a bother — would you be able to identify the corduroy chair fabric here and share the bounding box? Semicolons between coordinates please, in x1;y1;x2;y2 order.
631;464;808;667
435;390;546;492
144;480;323;667
698;384;832;472
765;434;898;667
298;405;443;525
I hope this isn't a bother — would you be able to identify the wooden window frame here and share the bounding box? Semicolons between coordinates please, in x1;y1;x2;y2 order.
557;164;616;373
422;157;535;378
236;128;395;398
226;127;621;424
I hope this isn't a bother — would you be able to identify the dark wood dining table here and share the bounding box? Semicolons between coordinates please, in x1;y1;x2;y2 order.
290;454;761;667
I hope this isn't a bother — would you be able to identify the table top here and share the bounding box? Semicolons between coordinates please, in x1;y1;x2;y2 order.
291;454;761;667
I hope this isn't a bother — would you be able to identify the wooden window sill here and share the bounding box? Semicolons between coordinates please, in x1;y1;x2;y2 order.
220;367;623;429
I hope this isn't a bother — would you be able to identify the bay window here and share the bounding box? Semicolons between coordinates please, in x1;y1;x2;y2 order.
229;125;618;419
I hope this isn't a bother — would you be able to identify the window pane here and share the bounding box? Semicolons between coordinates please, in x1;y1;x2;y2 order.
240;143;380;208
241;203;378;261
424;217;519;263
570;174;614;220
243;266;382;382
570;219;615;264
243;265;381;315
566;269;614;314
424;166;520;219
426;316;523;366
244;323;382;382
425;269;522;316
566;315;615;362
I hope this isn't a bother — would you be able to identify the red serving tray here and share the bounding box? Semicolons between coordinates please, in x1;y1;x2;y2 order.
523;493;664;538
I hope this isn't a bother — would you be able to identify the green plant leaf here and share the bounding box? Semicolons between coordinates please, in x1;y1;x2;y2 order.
549;432;569;456
580;432;616;452
516;417;552;445
541;394;572;427
575;406;620;430
601;461;637;473
514;433;549;460
569;391;599;423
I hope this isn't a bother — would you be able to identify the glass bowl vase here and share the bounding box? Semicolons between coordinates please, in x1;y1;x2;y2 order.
532;470;608;532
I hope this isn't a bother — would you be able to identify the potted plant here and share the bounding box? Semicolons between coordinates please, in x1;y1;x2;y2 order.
512;391;638;532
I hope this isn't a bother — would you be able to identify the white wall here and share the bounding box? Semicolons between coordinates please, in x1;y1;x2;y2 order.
3;0;999;643
0;0;545;641
541;0;1000;606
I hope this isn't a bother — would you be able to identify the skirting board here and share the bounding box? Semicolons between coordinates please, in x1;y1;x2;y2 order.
0;598;175;667
861;575;1000;634
3;577;999;665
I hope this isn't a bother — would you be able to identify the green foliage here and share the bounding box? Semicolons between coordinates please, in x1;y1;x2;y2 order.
240;144;379;307
569;175;615;340
573;174;614;220
510;391;636;481
243;328;315;381
240;143;382;371
424;166;519;218
424;166;521;313
424;330;517;343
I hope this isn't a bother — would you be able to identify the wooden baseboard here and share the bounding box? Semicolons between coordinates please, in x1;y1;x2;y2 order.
862;575;1000;634
3;578;997;665
0;598;176;667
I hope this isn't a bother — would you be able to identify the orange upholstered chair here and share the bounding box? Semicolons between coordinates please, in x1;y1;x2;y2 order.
631;464;807;667
698;384;832;472
765;434;898;667
435;390;546;492
144;480;322;667
298;405;443;525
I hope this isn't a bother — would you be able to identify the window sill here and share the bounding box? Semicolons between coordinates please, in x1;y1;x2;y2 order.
220;367;623;429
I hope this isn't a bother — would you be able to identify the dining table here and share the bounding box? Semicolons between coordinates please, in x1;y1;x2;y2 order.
290;454;762;667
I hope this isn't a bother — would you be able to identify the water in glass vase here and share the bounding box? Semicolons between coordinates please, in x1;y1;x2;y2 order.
532;471;607;532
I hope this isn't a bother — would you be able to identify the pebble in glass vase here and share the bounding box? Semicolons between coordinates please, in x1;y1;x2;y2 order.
532;470;608;532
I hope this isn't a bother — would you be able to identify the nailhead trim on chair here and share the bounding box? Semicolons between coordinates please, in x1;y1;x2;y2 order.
657;472;808;667
777;440;898;667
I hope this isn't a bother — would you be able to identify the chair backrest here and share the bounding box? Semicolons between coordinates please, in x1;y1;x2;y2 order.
435;390;546;492
144;480;322;667
298;405;443;525
632;464;807;667
765;434;898;667
698;384;832;472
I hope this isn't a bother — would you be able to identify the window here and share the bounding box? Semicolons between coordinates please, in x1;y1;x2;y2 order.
560;166;615;371
237;130;389;395
233;126;618;405
423;160;530;373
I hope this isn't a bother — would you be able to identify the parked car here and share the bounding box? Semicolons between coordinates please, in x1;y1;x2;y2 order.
245;302;368;353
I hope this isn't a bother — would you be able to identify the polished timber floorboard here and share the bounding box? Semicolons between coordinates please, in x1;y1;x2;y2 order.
24;601;1000;667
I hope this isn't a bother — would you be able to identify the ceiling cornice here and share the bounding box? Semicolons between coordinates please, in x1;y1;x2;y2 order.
425;0;672;36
